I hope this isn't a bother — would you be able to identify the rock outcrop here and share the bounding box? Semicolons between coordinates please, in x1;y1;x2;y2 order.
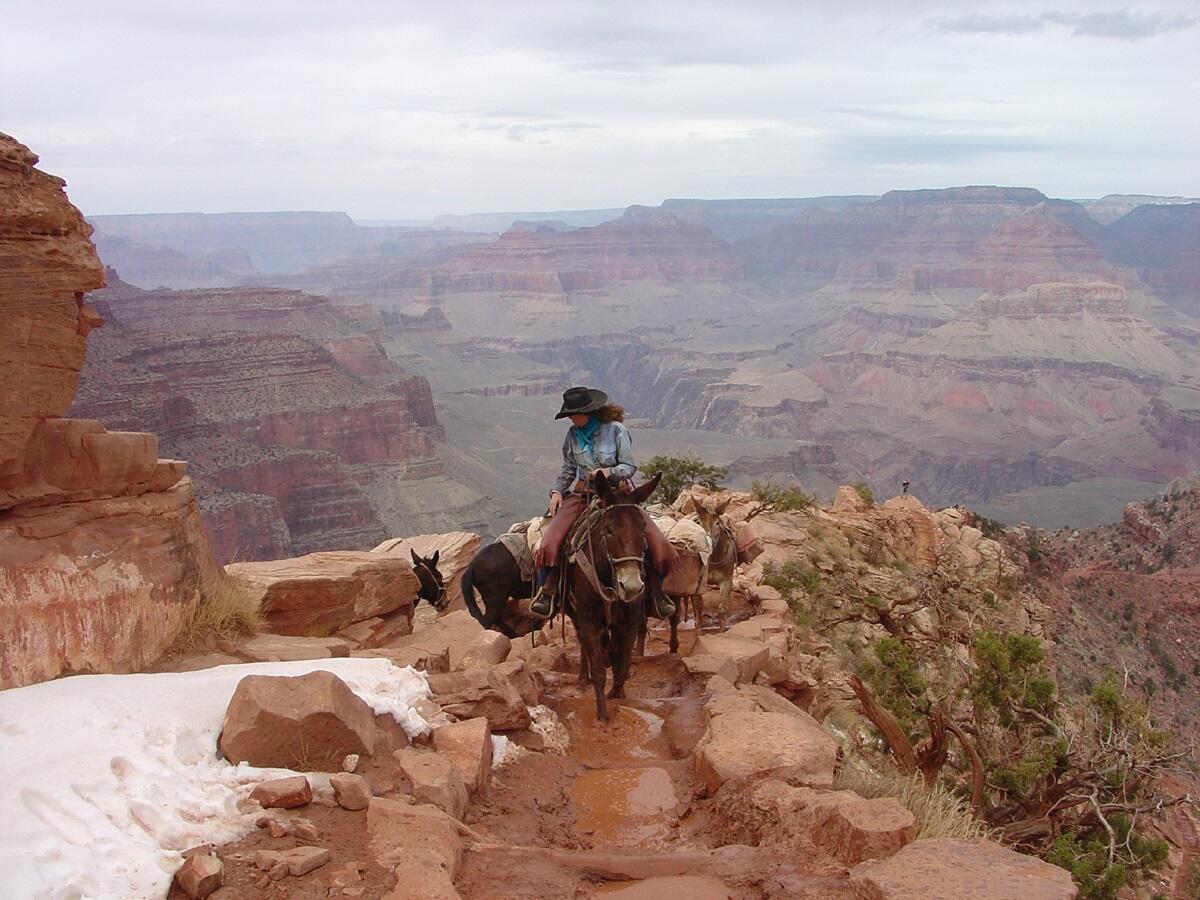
0;133;224;688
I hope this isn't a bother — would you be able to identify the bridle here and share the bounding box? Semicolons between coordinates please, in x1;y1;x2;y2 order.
413;559;447;608
571;502;647;619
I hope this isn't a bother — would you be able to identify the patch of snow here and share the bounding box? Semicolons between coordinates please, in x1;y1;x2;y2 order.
490;734;519;768
0;658;429;900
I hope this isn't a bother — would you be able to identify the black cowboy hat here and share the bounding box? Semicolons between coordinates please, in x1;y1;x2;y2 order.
555;386;609;419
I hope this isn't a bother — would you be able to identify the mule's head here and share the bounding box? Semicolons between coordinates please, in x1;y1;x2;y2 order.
410;548;448;611
694;495;731;542
594;473;662;603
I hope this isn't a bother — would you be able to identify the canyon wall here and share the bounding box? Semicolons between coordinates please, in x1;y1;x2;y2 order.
71;275;484;562
0;133;223;688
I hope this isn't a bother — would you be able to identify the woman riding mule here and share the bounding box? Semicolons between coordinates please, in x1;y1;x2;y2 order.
531;386;677;620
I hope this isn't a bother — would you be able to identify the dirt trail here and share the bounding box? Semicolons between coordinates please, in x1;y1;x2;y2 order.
453;607;853;899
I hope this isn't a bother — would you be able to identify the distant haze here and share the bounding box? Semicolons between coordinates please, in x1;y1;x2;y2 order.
3;0;1197;219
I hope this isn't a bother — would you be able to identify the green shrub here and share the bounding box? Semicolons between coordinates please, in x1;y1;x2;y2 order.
751;479;814;511
852;481;875;506
641;453;727;505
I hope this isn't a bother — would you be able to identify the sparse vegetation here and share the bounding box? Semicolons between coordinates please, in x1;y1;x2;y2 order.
852;481;875;507
641;453;727;505
761;558;821;623
174;577;262;648
751;479;814;512
835;762;989;841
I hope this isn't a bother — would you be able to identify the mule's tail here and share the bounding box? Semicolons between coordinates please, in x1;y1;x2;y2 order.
460;562;485;624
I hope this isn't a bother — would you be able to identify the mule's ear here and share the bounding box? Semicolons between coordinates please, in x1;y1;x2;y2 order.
410;548;421;565
629;472;662;506
430;549;440;566
716;497;731;515
594;472;612;504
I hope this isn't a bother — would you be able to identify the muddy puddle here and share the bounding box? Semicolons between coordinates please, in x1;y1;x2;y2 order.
571;765;678;844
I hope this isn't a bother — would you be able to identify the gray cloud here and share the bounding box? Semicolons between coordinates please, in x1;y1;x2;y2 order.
936;7;1197;40
2;0;1196;217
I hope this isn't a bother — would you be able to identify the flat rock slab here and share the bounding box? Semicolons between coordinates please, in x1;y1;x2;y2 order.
850;837;1078;899
370;798;464;899
225;551;417;636
233;634;352;663
691;634;770;684
426;667;531;731
695;709;837;794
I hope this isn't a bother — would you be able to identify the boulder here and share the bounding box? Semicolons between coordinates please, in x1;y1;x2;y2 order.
174;852;223;898
432;718;494;793
426;667;532;731
224;551;418;636
336;609;415;649
495;659;541;707
459;630;511;668
374;531;481;615
368;798;463;899
692;634;771;684
849;838;1078;899
329;772;372;811
392;749;469;819
716;779;915;866
682;654;739;684
218;670;377;770
694;709;838;794
250;776;312;809
385;609;484;672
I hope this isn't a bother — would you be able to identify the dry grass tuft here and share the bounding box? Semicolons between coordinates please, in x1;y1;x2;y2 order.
835;760;990;841
176;576;262;648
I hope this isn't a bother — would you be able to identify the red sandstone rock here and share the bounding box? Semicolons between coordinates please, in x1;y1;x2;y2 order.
849;837;1078;899
426;667;532;731
218;671;377;769
174;852;223;898
224;551;417;636
393;749;469;818
0;132;105;500
254;846;331;878
330;772;373;811
431;717;494;793
691;634;771;684
460;630;512;668
694;709;838;794
250;776;312;809
368;798;463;899
351;645;451;673
716;779;915;866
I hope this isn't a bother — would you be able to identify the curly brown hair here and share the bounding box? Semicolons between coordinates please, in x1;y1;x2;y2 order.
595;402;625;423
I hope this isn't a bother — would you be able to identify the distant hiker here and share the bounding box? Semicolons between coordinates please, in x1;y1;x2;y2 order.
902;480;911;495
530;386;677;619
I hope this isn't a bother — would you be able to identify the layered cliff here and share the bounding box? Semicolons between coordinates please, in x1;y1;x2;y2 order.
0;133;224;687
71;276;477;562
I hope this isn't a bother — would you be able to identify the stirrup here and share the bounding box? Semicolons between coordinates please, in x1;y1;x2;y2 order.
530;585;557;619
651;589;676;619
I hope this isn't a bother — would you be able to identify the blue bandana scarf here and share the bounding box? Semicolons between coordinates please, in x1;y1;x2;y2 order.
575;416;601;454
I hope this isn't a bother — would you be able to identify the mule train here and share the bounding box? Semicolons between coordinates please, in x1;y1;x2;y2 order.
456;472;762;720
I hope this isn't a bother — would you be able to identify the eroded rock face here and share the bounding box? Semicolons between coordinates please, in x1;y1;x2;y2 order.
224;551;418;636
849;837;1078;899
218;670;378;769
0;133;225;688
0;133;105;497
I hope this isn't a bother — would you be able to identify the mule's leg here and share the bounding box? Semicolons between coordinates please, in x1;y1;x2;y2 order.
608;608;639;700
580;628;608;720
719;573;732;631
693;591;705;634
669;602;680;655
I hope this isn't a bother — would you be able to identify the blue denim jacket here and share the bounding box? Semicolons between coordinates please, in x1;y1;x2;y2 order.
553;421;637;494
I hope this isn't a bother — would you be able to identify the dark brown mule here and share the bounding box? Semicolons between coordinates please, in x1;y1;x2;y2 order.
568;472;662;721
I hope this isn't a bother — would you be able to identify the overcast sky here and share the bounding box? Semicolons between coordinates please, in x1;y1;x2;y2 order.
3;1;1197;219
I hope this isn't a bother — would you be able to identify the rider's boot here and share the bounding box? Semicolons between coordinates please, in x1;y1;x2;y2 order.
530;566;559;618
647;568;677;619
